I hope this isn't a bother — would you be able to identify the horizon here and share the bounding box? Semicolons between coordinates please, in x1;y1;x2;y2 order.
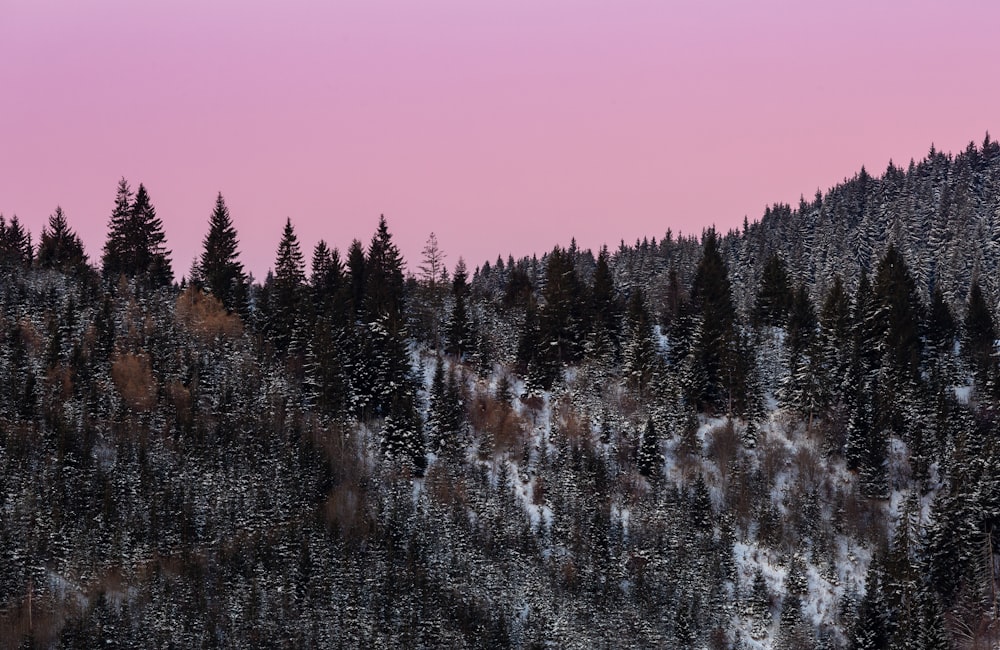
2;1;999;279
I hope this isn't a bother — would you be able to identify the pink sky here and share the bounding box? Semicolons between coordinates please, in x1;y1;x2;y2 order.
2;1;999;279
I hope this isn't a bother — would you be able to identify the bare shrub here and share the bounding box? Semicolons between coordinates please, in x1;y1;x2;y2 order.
469;392;528;457
111;352;157;413
706;419;739;481
174;286;243;342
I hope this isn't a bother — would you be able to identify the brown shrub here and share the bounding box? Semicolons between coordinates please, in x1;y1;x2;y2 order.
111;352;157;413
469;392;528;457
175;286;243;342
706;419;739;480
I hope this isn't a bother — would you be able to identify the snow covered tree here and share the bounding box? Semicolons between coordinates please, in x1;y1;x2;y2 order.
446;258;473;359
637;417;662;478
536;246;587;371
264;218;308;354
686;228;747;414
850;556;893;649
818;275;853;407
623;289;658;393
964;277;997;397
197;193;247;314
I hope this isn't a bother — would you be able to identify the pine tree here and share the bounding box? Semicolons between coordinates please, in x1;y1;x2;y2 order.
266;218;308;354
101;179;173;287
310;240;345;319
590;246;620;346
0;214;33;267
688;229;745;414
850;556;893;649
623;289;658;393
964;278;997;397
37;206;88;273
536;246;587;373
446;258;472;358
637;418;663;478
364;215;406;335
753;252;793;327
198;193;246;314
781;284;823;423
346;239;366;318
819;275;853;406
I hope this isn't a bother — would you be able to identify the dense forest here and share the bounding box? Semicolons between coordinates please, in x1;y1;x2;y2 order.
3;137;1000;648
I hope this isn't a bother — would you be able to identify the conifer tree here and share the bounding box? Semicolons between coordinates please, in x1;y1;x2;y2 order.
364;215;406;335
623;289;657;393
850;557;893;649
637;417;663;478
819;275;853;405
688;229;745;413
346;239;366;318
265;218;307;354
590;246;620;344
198;193;246;314
0;214;33;267
536;246;587;373
781;285;823;424
446;258;472;358
964;278;997;397
101;179;173;287
753;252;793;327
37;206;87;273
310;240;345;319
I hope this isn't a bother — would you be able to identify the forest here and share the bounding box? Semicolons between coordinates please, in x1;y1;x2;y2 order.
3;137;1000;648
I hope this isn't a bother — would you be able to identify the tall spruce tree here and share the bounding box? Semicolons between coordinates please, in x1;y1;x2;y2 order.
753;252;793;327
101;179;173;287
637;417;663;478
198;193;246;314
446;258;472;358
623;289;657;393
265;218;307;354
0;214;33;267
688;229;743;413
37;206;88;273
964;278;997;397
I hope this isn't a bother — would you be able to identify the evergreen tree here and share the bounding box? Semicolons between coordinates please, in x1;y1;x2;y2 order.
364;215;406;335
446;258;472;358
536;246;587;372
781;284;823;423
850;556;893;650
872;244;923;388
637;417;663;478
37;206;88;273
964;278;997;397
590;246;621;346
266;218;308;354
687;229;747;414
0;214;33;267
819;275;853;406
310;240;345;319
198;193;247;314
623;289;658;393
753;252;793;327
101;179;172;287
346;239;367;318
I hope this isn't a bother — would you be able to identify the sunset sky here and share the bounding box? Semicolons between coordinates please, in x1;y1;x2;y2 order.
2;1;998;279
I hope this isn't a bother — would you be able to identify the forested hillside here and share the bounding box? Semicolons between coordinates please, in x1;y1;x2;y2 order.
3;139;1000;648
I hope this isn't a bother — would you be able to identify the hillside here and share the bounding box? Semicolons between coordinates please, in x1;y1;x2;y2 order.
2;141;1000;647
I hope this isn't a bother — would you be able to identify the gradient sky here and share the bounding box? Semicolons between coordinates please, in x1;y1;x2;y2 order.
2;1;999;279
